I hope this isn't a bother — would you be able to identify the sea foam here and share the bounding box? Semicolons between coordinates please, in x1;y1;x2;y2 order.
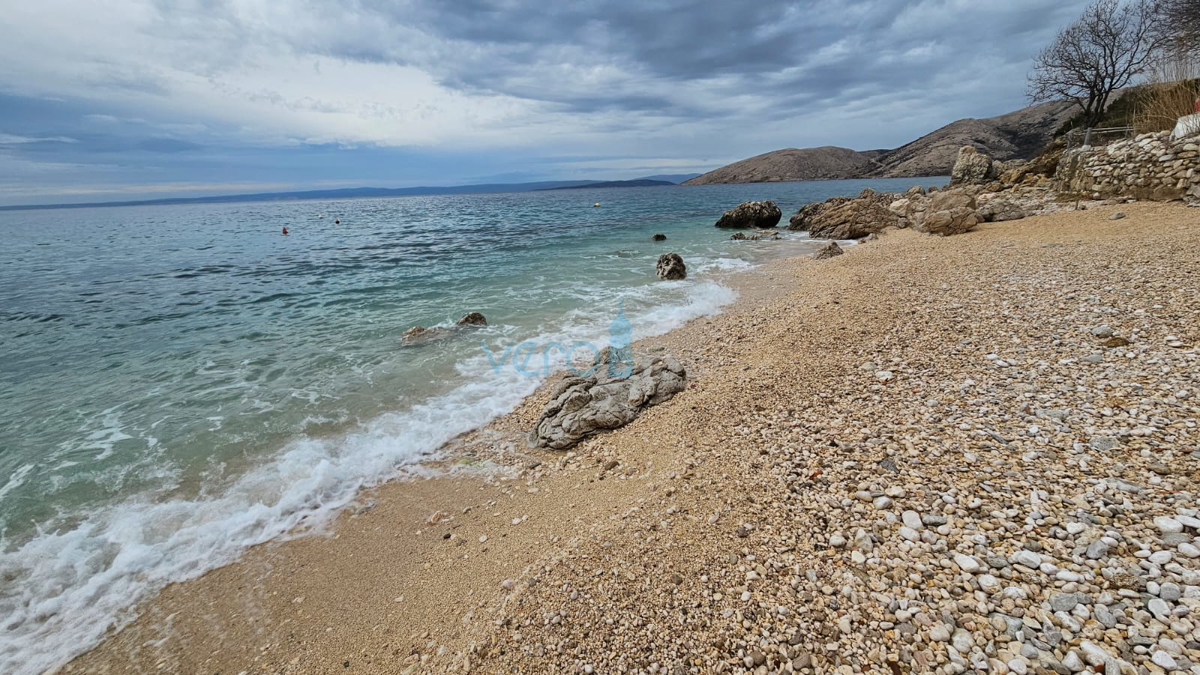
0;276;737;674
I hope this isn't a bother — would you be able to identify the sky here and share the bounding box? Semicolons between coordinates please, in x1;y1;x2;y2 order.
0;0;1093;206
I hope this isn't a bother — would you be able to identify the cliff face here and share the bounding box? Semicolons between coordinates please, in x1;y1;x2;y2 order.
685;100;1079;184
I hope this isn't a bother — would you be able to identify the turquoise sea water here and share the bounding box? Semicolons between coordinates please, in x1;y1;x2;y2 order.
0;177;946;672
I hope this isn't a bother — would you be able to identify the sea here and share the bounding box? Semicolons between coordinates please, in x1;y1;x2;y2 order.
0;176;946;672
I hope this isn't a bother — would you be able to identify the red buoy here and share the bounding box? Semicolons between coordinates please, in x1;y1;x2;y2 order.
335;219;341;225
282;227;289;235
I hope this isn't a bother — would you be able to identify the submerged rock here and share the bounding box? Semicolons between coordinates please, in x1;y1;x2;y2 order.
715;201;782;229
730;231;781;241
651;233;667;241
401;325;453;345
656;253;687;280
529;353;687;449
405;312;487;344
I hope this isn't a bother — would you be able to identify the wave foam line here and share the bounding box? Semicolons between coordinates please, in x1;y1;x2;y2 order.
0;280;737;674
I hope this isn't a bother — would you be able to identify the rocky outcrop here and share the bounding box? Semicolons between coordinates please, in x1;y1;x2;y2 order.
730;231;781;241
788;189;900;239
714;201;782;229
950;146;1000;185
528;354;687;450
651;234;667;241
788;197;850;230
656;253;687;280
813;242;844;260
976;195;1034;223
913;189;981;236
974;188;1068;223
457;312;487;326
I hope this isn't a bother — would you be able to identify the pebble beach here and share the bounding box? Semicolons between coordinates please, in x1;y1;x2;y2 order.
69;201;1200;674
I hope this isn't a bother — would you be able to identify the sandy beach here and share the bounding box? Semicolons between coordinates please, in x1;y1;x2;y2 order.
67;201;1200;674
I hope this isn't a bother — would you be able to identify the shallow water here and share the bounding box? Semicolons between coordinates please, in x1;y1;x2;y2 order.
0;177;946;672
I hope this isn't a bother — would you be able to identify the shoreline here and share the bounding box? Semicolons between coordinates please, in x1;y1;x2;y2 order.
59;231;827;674
68;201;1200;674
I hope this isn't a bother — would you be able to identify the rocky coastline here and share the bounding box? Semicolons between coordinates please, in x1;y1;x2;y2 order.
67;137;1200;674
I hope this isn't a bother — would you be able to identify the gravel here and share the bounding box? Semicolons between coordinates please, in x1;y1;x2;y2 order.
463;205;1200;674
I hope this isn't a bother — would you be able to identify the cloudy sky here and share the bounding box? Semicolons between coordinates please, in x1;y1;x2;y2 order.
0;0;1090;205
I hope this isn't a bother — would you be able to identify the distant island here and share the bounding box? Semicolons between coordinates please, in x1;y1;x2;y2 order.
0;174;702;212
535;179;676;191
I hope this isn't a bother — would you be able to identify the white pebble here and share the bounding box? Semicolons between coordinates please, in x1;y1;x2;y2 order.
902;510;923;530
1150;551;1173;565
953;554;982;574
1151;650;1178;670
1155;517;1184;534
1056;570;1083;583
978;574;1001;594
1013;551;1042;568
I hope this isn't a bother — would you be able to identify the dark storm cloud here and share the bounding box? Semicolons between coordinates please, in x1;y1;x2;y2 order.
283;0;1090;122
2;0;1097;204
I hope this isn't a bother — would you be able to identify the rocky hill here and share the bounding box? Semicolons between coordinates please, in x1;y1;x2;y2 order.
684;100;1079;184
682;147;886;185
871;100;1076;178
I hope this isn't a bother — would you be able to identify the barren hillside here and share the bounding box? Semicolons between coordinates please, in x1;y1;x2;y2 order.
682;146;883;185
685;100;1079;184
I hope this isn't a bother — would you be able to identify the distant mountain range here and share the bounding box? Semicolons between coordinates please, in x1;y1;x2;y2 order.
536;179;676;191
0;174;703;212
683;100;1077;185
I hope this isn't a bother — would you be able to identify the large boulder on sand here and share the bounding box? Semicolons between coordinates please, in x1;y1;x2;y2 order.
789;189;900;240
811;200;899;239
656;253;687;280
950;146;1000;186
528;354;687;450
789;189;901;239
913;189;981;236
715;201;782;229
976;195;1033;222
788;197;851;231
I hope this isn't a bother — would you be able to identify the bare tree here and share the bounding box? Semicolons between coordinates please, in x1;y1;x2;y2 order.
1029;0;1168;127
1159;0;1200;54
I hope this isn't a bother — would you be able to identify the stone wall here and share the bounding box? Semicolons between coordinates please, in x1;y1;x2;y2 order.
1055;131;1200;201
